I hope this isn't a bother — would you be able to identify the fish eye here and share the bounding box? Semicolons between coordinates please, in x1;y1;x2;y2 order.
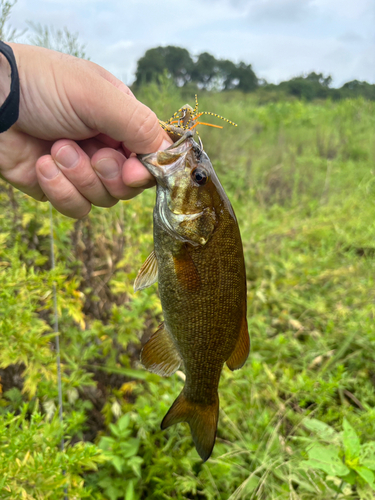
191;168;208;186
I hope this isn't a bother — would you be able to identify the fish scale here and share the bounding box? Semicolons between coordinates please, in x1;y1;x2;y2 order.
135;129;249;461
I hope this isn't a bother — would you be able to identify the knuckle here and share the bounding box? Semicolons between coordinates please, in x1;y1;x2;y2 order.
54;185;78;206
134;109;160;152
76;173;99;193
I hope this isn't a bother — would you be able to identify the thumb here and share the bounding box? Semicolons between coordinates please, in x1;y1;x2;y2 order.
70;68;170;154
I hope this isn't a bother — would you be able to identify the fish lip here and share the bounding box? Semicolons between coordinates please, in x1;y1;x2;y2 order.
138;131;195;180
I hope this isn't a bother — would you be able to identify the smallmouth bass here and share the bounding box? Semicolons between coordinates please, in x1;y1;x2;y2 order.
135;127;249;461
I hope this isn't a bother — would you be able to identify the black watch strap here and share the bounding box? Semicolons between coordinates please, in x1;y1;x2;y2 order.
0;41;20;133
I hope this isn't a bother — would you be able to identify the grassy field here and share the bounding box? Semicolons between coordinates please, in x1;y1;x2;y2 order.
1;89;375;499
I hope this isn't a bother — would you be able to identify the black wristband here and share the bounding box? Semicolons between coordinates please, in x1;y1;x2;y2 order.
0;41;20;133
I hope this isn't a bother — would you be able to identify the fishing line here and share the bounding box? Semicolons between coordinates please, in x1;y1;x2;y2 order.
49;203;68;500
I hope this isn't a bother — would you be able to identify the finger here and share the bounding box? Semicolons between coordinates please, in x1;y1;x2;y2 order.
0;128;50;200
91;148;146;200
122;156;156;189
91;134;122;150
70;69;173;153
77;136;127;159
51;140;118;207
36;155;91;219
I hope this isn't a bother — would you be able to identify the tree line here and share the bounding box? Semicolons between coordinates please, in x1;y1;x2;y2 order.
134;46;375;101
134;46;258;92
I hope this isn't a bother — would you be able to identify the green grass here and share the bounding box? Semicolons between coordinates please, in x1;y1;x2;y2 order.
1;91;375;499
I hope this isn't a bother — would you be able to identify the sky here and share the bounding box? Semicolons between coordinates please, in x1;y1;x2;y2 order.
10;0;375;88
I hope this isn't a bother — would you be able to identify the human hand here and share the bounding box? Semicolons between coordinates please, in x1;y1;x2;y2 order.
0;43;171;218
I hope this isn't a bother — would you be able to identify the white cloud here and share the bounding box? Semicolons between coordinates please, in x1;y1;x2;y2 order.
313;0;374;21
248;0;316;23
8;0;375;87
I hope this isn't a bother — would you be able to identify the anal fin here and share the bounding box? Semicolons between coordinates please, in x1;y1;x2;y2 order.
140;322;181;377
226;314;250;371
134;250;158;292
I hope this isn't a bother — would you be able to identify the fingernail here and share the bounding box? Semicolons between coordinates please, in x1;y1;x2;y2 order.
39;160;60;180
94;158;121;180
159;139;173;151
55;145;79;169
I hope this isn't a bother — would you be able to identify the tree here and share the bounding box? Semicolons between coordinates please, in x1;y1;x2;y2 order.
234;62;258;92
134;46;194;87
276;72;332;100
134;46;260;92
340;80;375;100
305;72;332;88
217;60;258;92
218;59;238;90
191;52;220;89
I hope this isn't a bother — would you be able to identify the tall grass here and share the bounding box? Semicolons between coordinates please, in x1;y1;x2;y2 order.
1;89;375;499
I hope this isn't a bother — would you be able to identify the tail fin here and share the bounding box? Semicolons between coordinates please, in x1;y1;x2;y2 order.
161;391;219;462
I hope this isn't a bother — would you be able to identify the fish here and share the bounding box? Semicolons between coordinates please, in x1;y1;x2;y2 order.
134;119;249;462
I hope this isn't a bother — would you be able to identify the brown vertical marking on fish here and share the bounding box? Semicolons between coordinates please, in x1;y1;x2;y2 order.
173;245;201;291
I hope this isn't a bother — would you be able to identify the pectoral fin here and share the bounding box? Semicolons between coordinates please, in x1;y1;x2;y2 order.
140;322;182;377
226;314;250;370
134;250;158;292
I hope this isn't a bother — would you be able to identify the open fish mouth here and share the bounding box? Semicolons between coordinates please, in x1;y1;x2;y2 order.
138;131;196;180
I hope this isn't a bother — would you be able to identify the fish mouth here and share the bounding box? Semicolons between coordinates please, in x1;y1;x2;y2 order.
138;131;195;180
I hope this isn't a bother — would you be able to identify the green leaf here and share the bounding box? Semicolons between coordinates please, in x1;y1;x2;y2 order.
342;469;358;485
122;438;140;458
353;466;375;490
117;414;130;432
125;480;135;500
111;456;125;474
92;365;150;380
343;418;361;460
303;418;338;441
301;445;350;476
104;485;123;500
109;423;120;437
362;458;375;471
128;456;143;478
361;442;375;471
98;436;115;451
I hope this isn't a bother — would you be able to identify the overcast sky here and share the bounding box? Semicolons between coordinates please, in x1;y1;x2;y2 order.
11;0;375;87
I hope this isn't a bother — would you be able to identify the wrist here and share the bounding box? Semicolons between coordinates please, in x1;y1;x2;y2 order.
0;41;20;133
0;50;11;106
